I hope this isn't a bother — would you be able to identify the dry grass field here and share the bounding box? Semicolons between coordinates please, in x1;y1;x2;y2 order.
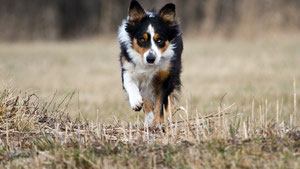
0;34;300;168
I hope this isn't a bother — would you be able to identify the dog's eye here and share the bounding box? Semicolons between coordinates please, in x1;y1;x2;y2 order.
157;38;163;44
139;38;146;43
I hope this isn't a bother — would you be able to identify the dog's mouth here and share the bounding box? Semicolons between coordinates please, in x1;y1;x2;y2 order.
144;62;157;66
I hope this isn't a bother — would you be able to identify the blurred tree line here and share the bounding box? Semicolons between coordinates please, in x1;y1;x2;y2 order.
0;0;299;40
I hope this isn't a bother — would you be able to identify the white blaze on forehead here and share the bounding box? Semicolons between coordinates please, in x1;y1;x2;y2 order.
144;24;162;64
147;24;155;36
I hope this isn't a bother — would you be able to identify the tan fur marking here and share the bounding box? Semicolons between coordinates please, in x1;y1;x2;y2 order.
159;40;170;53
121;56;126;65
156;64;171;81
133;38;148;59
143;99;154;114
143;33;148;41
153;93;164;124
154;34;160;41
157;70;170;81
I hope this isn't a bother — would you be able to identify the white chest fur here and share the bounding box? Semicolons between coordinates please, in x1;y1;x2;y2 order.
123;61;169;102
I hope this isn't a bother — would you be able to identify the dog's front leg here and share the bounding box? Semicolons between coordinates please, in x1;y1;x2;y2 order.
153;93;164;125
143;99;154;126
123;71;143;111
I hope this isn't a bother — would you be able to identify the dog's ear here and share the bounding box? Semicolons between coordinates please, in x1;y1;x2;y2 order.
159;3;176;25
128;0;147;24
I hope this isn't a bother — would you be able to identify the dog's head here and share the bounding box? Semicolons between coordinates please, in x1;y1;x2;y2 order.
119;0;180;66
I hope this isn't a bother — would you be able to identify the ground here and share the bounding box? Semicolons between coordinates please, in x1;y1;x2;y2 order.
0;34;300;168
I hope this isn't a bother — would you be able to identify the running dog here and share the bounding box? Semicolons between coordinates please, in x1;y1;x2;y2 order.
118;0;183;125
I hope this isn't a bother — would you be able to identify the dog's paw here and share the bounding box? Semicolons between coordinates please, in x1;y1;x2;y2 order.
129;94;143;111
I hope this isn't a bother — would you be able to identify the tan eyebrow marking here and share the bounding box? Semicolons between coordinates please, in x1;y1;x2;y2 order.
143;33;148;41
154;33;160;41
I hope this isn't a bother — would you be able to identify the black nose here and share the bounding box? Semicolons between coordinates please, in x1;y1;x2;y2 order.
146;54;155;64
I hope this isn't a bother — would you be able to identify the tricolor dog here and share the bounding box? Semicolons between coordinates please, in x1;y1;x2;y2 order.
118;0;183;126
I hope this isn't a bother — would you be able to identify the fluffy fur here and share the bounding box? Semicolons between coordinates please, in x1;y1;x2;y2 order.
118;0;183;125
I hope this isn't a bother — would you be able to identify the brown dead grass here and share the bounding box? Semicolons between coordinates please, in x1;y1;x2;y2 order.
0;86;299;168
